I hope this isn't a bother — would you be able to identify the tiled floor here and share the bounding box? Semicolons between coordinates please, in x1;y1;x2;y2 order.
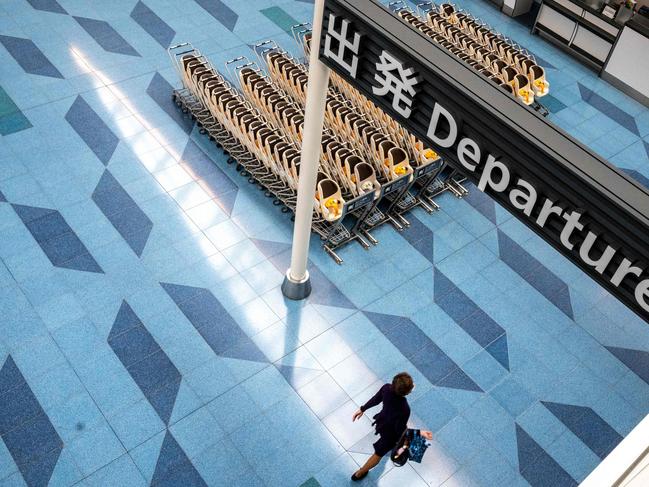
1;0;649;486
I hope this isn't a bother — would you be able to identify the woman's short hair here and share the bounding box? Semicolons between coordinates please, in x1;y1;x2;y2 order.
392;372;414;396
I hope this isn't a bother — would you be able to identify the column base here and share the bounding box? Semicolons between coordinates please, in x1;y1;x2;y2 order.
281;270;312;300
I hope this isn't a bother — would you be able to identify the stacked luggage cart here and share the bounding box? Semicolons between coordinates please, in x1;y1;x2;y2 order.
391;1;551;114
167;35;460;264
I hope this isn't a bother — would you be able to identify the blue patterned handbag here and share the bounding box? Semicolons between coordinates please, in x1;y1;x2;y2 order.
408;433;428;463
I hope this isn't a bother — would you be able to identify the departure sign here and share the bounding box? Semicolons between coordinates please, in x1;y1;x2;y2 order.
319;0;649;322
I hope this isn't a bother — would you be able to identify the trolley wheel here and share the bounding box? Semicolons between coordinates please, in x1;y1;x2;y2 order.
248;177;256;184
281;207;290;213
265;191;273;197
235;164;243;172
199;128;207;135
290;216;295;222
240;170;249;177
272;199;281;206
181;108;188;114
226;157;235;164
215;143;222;149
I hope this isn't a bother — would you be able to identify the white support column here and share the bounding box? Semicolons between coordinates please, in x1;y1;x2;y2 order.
281;0;330;300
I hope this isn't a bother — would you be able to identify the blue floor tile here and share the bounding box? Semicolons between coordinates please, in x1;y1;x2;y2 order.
1;1;648;485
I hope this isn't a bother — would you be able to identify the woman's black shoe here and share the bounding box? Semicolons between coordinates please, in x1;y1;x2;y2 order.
351;471;368;481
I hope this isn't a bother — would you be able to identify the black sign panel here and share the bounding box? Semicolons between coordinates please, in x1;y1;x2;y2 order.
319;0;649;322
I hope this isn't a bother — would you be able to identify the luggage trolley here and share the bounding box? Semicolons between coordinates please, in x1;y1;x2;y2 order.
168;43;256;171
225;53;383;262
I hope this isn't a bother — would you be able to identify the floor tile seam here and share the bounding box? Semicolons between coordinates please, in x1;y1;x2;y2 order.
301;334;359;373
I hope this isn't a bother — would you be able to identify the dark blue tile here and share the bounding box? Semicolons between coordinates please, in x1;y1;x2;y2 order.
433;267;457;301
516;424;577;487
388;327;429;358
410;342;458;384
542;94;567;114
464;182;497;224
156;457;209;487
92;170;138;216
0;357;62;486
43;231;88;265
194;166;238;197
147;73;194;134
147;376;182;425
0;35;63;79
212;188;238;217
181;140;220;178
578;83;640;136
162;282;267;362
497;230;573;319
437;366;483;392
65;96;119;165
309;263;357;309
3;415;63;466
524;271;566;301
20;211;71;243
13;204;103;273
486;334;510;371
362;311;411;335
250;238;291;260
435;289;478;323
605;346;649;385
221;332;268;363
74;17;141;57
181;140;238;203
93;170;152;256
400;215;434;263
276;364;323;390
547;286;574;319
108;302;180;424
11;204;55;224
127;350;181;395
542;401;622;459
110;208;154;257
459;310;505;348
160;282;203;305
364;310;483;392
194;0;238;31
58;252;104;273
151;431;207;486
0;356;24;395
130;1;175;48
26;0;68;14
0;382;43;436
19;447;63;487
497;230;541;277
191;317;246;354
108;300;143;341
177;293;231;331
109;326;161;368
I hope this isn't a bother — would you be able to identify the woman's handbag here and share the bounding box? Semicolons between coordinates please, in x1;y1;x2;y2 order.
390;429;429;466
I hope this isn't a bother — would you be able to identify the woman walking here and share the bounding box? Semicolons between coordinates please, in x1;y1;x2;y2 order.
350;372;414;481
